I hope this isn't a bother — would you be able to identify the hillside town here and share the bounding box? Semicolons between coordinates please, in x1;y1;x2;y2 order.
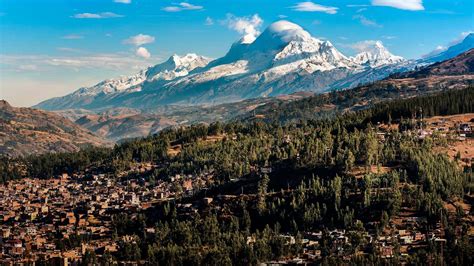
0;111;472;264
0;168;215;264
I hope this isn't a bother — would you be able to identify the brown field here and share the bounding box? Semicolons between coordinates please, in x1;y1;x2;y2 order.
427;113;474;166
167;134;226;157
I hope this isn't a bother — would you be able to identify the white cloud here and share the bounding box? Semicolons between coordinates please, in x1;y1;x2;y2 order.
72;12;123;19
1;53;152;72
114;0;131;3
123;34;155;46
291;2;338;14
347;4;370;8
371;0;424;11
222;14;263;44
57;47;84;53
135;47;151;58
61;34;84;40
205;17;214;26
353;15;382;28
351;40;384;52
162;2;203;12
383;35;397;40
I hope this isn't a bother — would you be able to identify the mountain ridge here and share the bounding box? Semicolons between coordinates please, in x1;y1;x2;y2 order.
35;20;408;111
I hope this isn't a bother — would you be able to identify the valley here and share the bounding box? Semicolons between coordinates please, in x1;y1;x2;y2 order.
1;88;473;264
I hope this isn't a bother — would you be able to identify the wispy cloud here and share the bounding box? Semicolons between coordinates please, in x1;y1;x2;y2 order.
57;47;84;53
350;40;385;52
371;0;424;11
347;4;370;8
18;64;38;71
72;12;123;19
205;17;214;26
61;34;84;40
1;53;152;73
353;14;382;28
383;35;397;40
221;14;263;44
291;2;338;14
135;47;151;58
162;2;203;12
123;34;155;46
114;0;131;3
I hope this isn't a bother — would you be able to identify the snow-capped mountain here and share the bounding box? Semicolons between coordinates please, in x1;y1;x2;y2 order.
35;20;409;111
146;53;210;82
422;33;474;64
68;54;210;98
351;41;405;68
36;54;210;110
72;71;147;97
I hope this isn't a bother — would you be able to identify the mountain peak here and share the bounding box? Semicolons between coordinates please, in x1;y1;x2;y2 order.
145;53;210;82
351;41;404;68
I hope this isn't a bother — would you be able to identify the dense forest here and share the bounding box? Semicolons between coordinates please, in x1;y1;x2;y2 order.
2;87;474;265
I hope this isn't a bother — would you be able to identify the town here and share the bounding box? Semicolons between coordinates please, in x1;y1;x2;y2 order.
0;113;472;264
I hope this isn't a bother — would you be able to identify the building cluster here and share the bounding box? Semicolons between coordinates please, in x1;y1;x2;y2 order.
0;169;214;264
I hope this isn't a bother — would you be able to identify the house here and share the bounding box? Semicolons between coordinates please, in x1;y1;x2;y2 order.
380;246;393;258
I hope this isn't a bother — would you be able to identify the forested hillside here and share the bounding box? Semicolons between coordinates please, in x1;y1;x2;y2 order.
1;87;473;264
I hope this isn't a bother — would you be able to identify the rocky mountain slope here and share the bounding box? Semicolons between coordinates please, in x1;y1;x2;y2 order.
0;101;111;157
35;20;407;111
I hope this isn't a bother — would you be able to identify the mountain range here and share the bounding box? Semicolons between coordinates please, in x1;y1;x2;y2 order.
6;20;471;149
2;47;473;155
67;48;474;142
35;20;416;111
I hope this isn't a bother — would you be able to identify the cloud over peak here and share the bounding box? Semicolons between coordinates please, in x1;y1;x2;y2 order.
372;0;424;11
351;40;385;52
291;2;338;14
135;47;151;58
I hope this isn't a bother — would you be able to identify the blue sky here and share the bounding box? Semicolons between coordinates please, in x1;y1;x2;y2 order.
0;0;472;106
